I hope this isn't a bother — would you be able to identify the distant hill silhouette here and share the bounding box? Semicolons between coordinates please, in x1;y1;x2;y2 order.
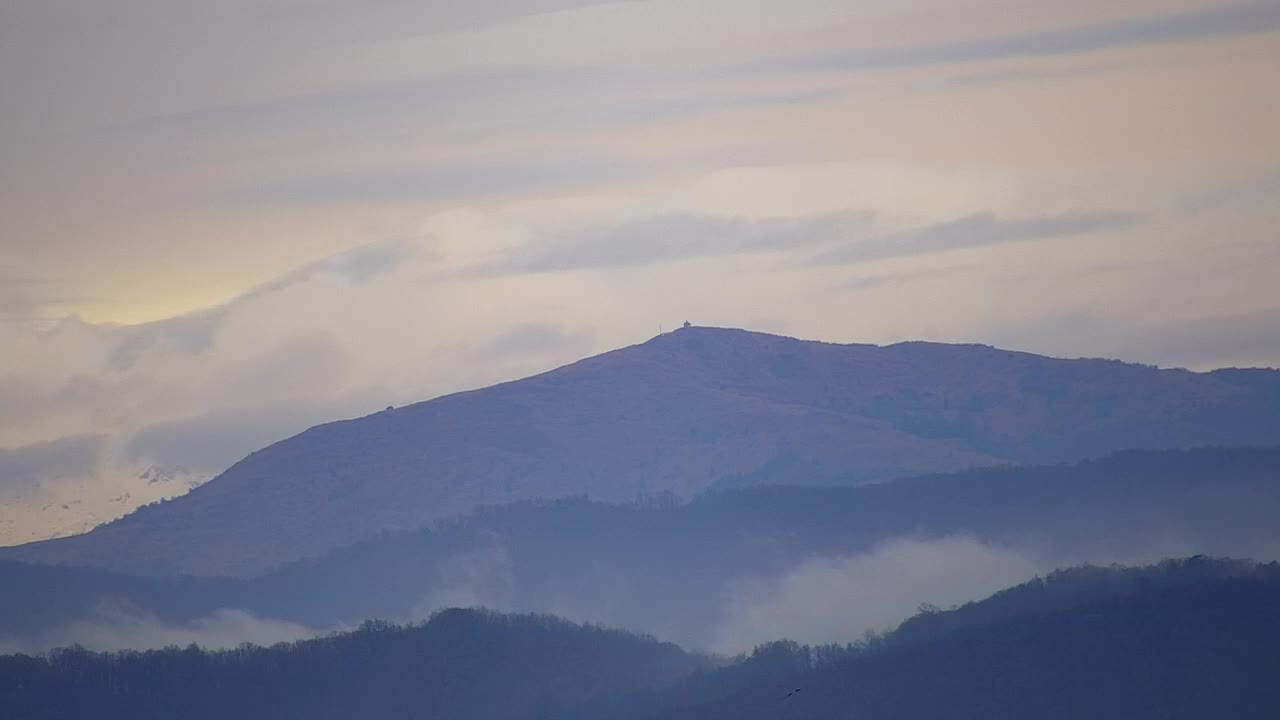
6;327;1280;576
3;447;1279;650
642;564;1280;720
579;558;1280;720
5;560;1279;720
0;609;710;720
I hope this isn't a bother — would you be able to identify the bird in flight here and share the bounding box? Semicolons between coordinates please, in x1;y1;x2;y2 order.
785;688;802;698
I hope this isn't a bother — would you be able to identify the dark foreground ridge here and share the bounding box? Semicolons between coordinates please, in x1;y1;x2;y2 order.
0;608;710;720
642;560;1280;720
4;559;1278;720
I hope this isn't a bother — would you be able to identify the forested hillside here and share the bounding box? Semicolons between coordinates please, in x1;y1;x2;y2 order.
5;560;1278;720
4;446;1279;651
645;565;1280;720
0;609;709;720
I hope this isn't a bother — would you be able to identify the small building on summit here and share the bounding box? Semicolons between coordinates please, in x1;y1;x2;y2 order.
683;320;692;329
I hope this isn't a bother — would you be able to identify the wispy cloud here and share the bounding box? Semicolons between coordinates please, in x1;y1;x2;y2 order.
470;212;874;276
106;236;423;371
0;267;90;320
808;210;1142;266
207;155;644;209
1179;168;1280;214
822;271;914;295
0;603;323;654
469;208;1141;277
766;2;1280;75
942;60;1118;89
478;322;598;359
0;435;107;503
710;536;1045;653
247;236;425;293
127;400;356;476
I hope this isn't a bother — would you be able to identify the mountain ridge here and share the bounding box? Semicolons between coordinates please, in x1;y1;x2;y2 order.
6;326;1280;576
0;608;712;720
6;559;1280;720
4;445;1278;650
644;566;1280;720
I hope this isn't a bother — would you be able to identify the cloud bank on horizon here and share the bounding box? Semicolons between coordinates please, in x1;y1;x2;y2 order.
1;0;1278;543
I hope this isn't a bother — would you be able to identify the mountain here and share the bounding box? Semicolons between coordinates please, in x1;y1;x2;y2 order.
0;609;711;720
7;327;1280;576
4;447;1279;651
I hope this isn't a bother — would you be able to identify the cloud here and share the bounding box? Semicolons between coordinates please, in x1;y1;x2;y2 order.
106;310;228;372
208;153;649;209
472;207;1139;277
0;265;89;320
0;382;44;431
0;603;323;654
472;212;874;275
943;60;1118;89
120;333;357;472
128;405;344;475
105;237;422;372
710;536;1046;653
0;0;606;36
204;139;819;215
823;271;914;295
808;210;1142;266
248;236;426;293
772;1;1280;74
1151;310;1280;370
413;322;603;400
987;306;1280;372
479;322;597;359
134;65;842;156
1180;168;1280;214
408;536;517;617
0;434;107;502
1;230;626;546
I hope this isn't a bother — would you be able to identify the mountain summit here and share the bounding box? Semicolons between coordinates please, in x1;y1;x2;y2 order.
6;327;1280;576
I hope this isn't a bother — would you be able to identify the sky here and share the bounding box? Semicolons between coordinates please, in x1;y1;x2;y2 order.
1;0;1279;544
